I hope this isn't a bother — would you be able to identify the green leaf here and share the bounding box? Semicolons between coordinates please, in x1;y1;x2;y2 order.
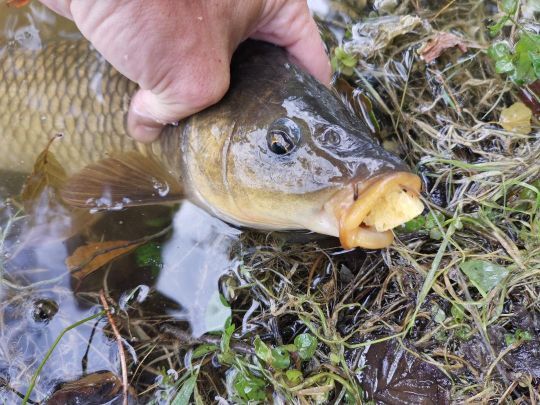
429;228;443;240
505;333;516;346
511;52;535;85
234;372;267;402
505;329;533;346
511;33;540;84
495;57;516;73
400;215;426;233
219;323;235;363
254;336;291;369
280;344;298;352
530;51;540;78
135;242;162;275
285;369;303;385
270;347;291;370
332;47;358;76
451;304;465;322
515;33;540;55
171;374;198;405
517;330;533;341
459;260;509;295
294;333;318;361
192;344;218;359
489;15;509;36
254;336;272;363
456;325;472;340
432;305;446;324
329;352;340;364
488;42;512;60
519;180;540;201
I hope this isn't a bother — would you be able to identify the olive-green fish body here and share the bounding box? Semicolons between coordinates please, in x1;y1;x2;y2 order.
0;41;140;173
0;39;424;249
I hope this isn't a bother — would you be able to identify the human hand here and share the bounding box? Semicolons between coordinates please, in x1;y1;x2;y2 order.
38;0;331;142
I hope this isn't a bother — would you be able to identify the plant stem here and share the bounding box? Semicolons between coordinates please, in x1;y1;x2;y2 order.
22;310;106;404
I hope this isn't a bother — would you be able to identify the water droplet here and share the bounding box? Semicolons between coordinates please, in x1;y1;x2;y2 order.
152;178;170;197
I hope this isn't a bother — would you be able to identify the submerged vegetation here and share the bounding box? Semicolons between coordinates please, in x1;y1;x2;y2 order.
1;0;540;403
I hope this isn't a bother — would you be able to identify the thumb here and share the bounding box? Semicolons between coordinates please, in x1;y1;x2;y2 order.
127;74;230;143
127;90;182;143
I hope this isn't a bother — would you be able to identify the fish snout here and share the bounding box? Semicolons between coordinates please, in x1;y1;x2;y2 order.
325;172;424;249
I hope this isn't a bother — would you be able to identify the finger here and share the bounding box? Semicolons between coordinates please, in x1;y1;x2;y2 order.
252;1;331;86
127;74;230;143
38;0;73;19
127;90;194;143
282;17;332;86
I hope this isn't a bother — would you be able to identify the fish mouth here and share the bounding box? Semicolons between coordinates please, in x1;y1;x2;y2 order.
326;172;423;249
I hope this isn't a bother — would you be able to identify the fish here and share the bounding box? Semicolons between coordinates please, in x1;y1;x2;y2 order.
0;39;423;249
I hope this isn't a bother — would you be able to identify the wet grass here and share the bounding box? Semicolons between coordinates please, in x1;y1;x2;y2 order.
1;0;540;403
162;0;540;402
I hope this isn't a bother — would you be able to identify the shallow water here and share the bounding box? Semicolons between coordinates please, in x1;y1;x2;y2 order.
0;4;238;402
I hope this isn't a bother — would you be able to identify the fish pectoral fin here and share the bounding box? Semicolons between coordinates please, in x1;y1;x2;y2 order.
60;152;183;210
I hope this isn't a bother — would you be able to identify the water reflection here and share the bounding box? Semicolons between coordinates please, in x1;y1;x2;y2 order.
0;200;115;402
158;203;240;337
0;4;242;402
0;2;79;47
1;194;241;401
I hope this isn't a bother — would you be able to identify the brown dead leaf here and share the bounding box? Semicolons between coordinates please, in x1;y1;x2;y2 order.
6;0;31;8
360;340;451;403
66;240;144;282
420;32;469;63
65;226;171;283
46;371;136;404
21;134;67;212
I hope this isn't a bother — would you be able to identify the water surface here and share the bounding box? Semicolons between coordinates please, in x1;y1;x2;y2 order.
0;5;238;402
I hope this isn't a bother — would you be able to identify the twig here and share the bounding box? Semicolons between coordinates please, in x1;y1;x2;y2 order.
100;290;129;405
497;380;518;404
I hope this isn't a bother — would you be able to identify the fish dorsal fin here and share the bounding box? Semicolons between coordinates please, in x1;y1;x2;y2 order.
61;152;183;210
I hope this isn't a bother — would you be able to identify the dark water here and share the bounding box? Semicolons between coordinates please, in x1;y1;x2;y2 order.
0;5;239;403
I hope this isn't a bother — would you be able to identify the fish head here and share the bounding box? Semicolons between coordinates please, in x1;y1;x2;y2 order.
187;41;424;249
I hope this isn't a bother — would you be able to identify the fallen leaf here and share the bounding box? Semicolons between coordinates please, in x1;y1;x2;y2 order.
46;371;136;405
21;134;67;212
499;101;533;134
349;15;423;59
66;226;171;283
359;340;450;403
420;32;469;63
66;240;145;282
6;0;31;8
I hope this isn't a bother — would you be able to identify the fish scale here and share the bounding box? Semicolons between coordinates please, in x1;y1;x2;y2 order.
0;40;138;173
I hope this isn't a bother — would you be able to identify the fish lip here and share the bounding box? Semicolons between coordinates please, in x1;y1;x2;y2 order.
324;171;422;249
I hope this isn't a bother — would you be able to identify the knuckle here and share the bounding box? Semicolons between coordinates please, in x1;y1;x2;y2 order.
194;72;230;108
171;67;230;111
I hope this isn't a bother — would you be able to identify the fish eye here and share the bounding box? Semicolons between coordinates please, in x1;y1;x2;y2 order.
267;118;300;155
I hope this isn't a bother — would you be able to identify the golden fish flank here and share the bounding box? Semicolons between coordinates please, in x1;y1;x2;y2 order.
0;39;424;249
